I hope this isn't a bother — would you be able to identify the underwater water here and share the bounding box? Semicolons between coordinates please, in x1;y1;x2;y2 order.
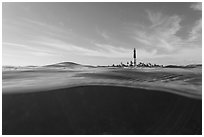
2;67;202;135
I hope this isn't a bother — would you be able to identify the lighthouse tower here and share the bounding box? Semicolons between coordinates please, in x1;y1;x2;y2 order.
133;48;136;67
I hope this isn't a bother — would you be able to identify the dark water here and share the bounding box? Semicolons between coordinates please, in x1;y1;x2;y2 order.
2;85;202;135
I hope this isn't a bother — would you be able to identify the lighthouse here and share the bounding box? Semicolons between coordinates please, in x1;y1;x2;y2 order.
133;48;136;67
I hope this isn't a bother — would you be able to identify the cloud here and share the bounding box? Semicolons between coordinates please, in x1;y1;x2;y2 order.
188;3;202;44
188;19;202;42
33;38;98;56
94;43;130;58
31;52;54;57
101;31;110;40
34;37;131;58
95;27;110;40
3;17;75;43
188;3;202;43
146;10;163;27
131;9;201;65
147;10;181;36
190;3;202;11
133;11;182;52
3;42;56;57
153;46;202;65
21;18;68;34
134;36;152;46
137;49;157;59
31;35;158;60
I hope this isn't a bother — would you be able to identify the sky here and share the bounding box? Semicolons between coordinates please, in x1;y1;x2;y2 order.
2;2;202;66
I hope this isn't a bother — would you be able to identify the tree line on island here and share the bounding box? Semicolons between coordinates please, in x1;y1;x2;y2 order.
113;61;163;68
98;61;202;68
98;61;164;68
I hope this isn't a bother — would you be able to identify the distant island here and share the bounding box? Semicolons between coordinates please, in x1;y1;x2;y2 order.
97;48;202;69
98;61;202;69
3;61;202;71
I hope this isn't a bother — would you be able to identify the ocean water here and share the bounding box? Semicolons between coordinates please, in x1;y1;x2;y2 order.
2;67;202;99
2;67;202;135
